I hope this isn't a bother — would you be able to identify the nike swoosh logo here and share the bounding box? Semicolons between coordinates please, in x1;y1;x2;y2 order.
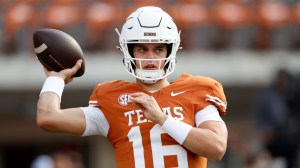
171;91;186;96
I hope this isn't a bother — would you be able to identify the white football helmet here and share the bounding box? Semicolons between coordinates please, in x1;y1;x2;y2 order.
116;6;181;83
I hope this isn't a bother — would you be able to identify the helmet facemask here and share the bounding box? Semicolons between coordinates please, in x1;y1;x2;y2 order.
125;56;176;84
116;6;180;83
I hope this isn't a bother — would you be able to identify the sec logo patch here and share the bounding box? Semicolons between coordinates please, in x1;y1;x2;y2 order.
118;93;131;106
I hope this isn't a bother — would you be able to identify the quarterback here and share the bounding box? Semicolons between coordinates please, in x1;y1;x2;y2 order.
36;6;228;168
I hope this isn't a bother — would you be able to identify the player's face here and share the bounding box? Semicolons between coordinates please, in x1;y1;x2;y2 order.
132;43;168;70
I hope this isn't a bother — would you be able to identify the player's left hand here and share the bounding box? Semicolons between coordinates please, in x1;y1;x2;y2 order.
129;92;167;125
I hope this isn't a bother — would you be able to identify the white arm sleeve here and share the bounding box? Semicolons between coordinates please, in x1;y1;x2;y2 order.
80;106;109;137
195;105;224;127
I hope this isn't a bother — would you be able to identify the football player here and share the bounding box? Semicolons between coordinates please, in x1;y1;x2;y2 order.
37;6;228;168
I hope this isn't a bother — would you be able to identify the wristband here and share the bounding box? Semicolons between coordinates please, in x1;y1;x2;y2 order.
161;116;192;145
40;76;65;101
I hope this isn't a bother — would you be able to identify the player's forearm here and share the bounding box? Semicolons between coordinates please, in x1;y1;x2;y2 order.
183;124;228;160
36;92;61;132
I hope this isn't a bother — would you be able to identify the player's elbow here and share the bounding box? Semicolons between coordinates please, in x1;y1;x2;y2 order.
36;108;57;132
209;143;227;161
36;116;51;132
192;140;227;160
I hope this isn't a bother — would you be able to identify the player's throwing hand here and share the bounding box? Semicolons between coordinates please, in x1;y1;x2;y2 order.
43;59;82;84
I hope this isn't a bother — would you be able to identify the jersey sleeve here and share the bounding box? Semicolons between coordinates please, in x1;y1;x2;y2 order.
81;106;109;137
85;80;125;139
88;81;115;106
88;84;101;107
193;76;227;116
80;83;113;137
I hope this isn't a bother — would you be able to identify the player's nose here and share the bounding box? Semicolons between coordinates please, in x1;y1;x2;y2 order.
145;51;156;59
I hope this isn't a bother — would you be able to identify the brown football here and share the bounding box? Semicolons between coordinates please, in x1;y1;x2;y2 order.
33;28;85;77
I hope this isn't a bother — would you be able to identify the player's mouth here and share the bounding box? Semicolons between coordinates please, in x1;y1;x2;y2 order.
143;64;158;70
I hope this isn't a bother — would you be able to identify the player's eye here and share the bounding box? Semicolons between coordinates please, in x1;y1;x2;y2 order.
138;48;145;53
155;46;166;53
155;48;163;53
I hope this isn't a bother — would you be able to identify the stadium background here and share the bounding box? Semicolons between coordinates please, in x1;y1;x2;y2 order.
0;0;300;167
